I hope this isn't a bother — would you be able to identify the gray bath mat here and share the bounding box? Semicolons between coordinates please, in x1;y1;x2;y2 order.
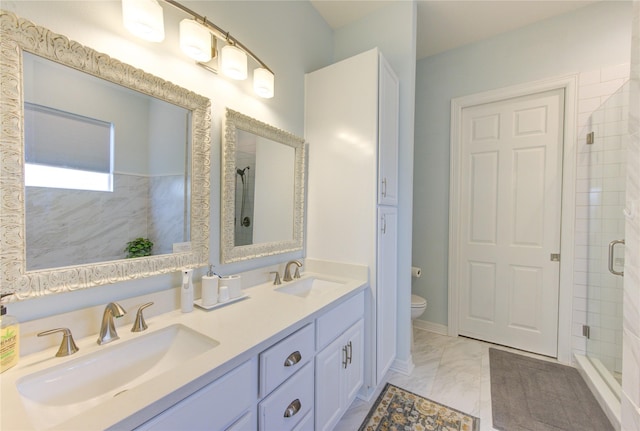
489;348;613;431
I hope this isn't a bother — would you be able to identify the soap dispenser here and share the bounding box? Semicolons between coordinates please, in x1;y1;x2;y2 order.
181;269;194;313
1;294;19;373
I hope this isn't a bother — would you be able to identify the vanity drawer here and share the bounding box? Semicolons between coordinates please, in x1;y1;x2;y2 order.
259;323;315;396
316;291;364;350
135;359;256;431
258;362;314;431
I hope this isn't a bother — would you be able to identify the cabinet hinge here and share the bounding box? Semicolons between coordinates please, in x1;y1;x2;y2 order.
550;253;560;262
582;325;590;339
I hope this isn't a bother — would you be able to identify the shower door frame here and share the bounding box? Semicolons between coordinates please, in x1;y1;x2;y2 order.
448;74;579;364
582;81;630;395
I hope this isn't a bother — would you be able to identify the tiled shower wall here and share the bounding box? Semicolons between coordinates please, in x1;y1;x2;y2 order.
621;2;640;430
234;153;255;247
148;174;188;255
573;63;630;365
26;173;185;269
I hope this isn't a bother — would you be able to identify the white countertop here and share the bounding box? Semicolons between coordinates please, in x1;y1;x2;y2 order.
0;271;366;431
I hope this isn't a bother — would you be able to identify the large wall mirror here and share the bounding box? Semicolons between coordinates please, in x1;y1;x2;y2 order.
0;11;211;300
221;109;305;263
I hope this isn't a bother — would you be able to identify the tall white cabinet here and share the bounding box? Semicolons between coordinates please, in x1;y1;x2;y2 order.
305;48;399;397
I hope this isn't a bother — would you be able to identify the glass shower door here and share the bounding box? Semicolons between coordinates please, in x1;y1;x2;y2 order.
583;81;629;397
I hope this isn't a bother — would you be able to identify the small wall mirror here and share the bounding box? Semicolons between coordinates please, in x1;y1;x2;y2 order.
0;11;211;299
221;109;305;263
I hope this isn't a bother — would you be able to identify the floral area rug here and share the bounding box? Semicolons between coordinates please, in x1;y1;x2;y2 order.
358;383;479;431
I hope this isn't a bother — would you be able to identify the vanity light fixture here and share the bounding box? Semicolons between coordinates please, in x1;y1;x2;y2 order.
220;44;247;80
122;0;165;42
179;19;213;62
122;0;275;98
254;67;275;99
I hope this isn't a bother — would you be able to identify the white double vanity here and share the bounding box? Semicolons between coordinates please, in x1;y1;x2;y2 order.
0;262;367;430
0;7;401;431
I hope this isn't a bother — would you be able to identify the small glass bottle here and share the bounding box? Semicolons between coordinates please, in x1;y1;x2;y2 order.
1;294;20;373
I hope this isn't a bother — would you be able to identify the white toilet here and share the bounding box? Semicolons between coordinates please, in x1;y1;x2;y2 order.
410;294;427;348
411;294;427;320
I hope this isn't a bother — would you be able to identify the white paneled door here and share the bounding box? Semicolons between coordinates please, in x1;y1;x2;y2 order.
458;89;564;357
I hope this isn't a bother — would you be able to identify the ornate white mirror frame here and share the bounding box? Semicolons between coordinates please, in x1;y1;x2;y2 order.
221;108;305;263
0;11;211;300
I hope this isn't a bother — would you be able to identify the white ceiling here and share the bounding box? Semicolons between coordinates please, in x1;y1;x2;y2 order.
309;0;599;59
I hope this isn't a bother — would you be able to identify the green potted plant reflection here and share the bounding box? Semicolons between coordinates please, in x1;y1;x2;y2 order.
124;237;154;258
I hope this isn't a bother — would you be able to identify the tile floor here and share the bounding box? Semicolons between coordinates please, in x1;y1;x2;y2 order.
335;327;564;431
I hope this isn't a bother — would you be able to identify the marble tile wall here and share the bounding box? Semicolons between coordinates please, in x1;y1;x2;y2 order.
148;175;188;255
621;2;640;430
26;173;184;269
573;64;630;371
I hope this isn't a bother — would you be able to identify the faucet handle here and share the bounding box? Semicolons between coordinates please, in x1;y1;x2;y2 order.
38;328;79;357
270;271;282;285
131;302;154;332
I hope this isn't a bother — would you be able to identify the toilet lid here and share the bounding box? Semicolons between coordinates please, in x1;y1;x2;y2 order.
411;294;427;308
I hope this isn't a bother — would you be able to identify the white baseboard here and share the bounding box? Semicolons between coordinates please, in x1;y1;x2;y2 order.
413;319;448;335
390;354;415;376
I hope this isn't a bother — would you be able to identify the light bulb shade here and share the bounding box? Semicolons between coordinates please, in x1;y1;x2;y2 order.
179;19;212;62
221;45;247;80
253;68;274;99
122;0;165;42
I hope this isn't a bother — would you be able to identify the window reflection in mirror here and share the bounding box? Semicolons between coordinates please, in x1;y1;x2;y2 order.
23;52;191;271
25;102;115;192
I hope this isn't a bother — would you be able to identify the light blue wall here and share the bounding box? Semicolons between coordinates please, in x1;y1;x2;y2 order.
413;1;633;327
8;0;334;321
333;1;417;363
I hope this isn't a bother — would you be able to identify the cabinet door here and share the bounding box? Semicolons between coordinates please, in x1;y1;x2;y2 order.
344;319;364;406
377;53;399;206
315;335;346;431
377;207;398;381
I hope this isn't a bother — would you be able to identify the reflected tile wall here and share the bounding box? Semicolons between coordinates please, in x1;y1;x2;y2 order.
234;153;255;246
148;175;187;255
25;173;181;270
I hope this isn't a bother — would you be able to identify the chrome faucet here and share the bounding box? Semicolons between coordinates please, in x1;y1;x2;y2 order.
283;260;302;282
270;271;282;285
97;302;126;345
38;328;79;357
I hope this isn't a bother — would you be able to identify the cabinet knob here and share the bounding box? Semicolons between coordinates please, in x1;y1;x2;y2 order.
284;350;302;367
283;399;301;418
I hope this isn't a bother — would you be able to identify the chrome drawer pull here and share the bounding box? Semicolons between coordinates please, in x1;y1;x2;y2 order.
347;341;353;365
284;399;301;418
342;345;348;369
284;351;302;367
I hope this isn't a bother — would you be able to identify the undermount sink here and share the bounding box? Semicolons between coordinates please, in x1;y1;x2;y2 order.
16;324;219;430
275;276;346;298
